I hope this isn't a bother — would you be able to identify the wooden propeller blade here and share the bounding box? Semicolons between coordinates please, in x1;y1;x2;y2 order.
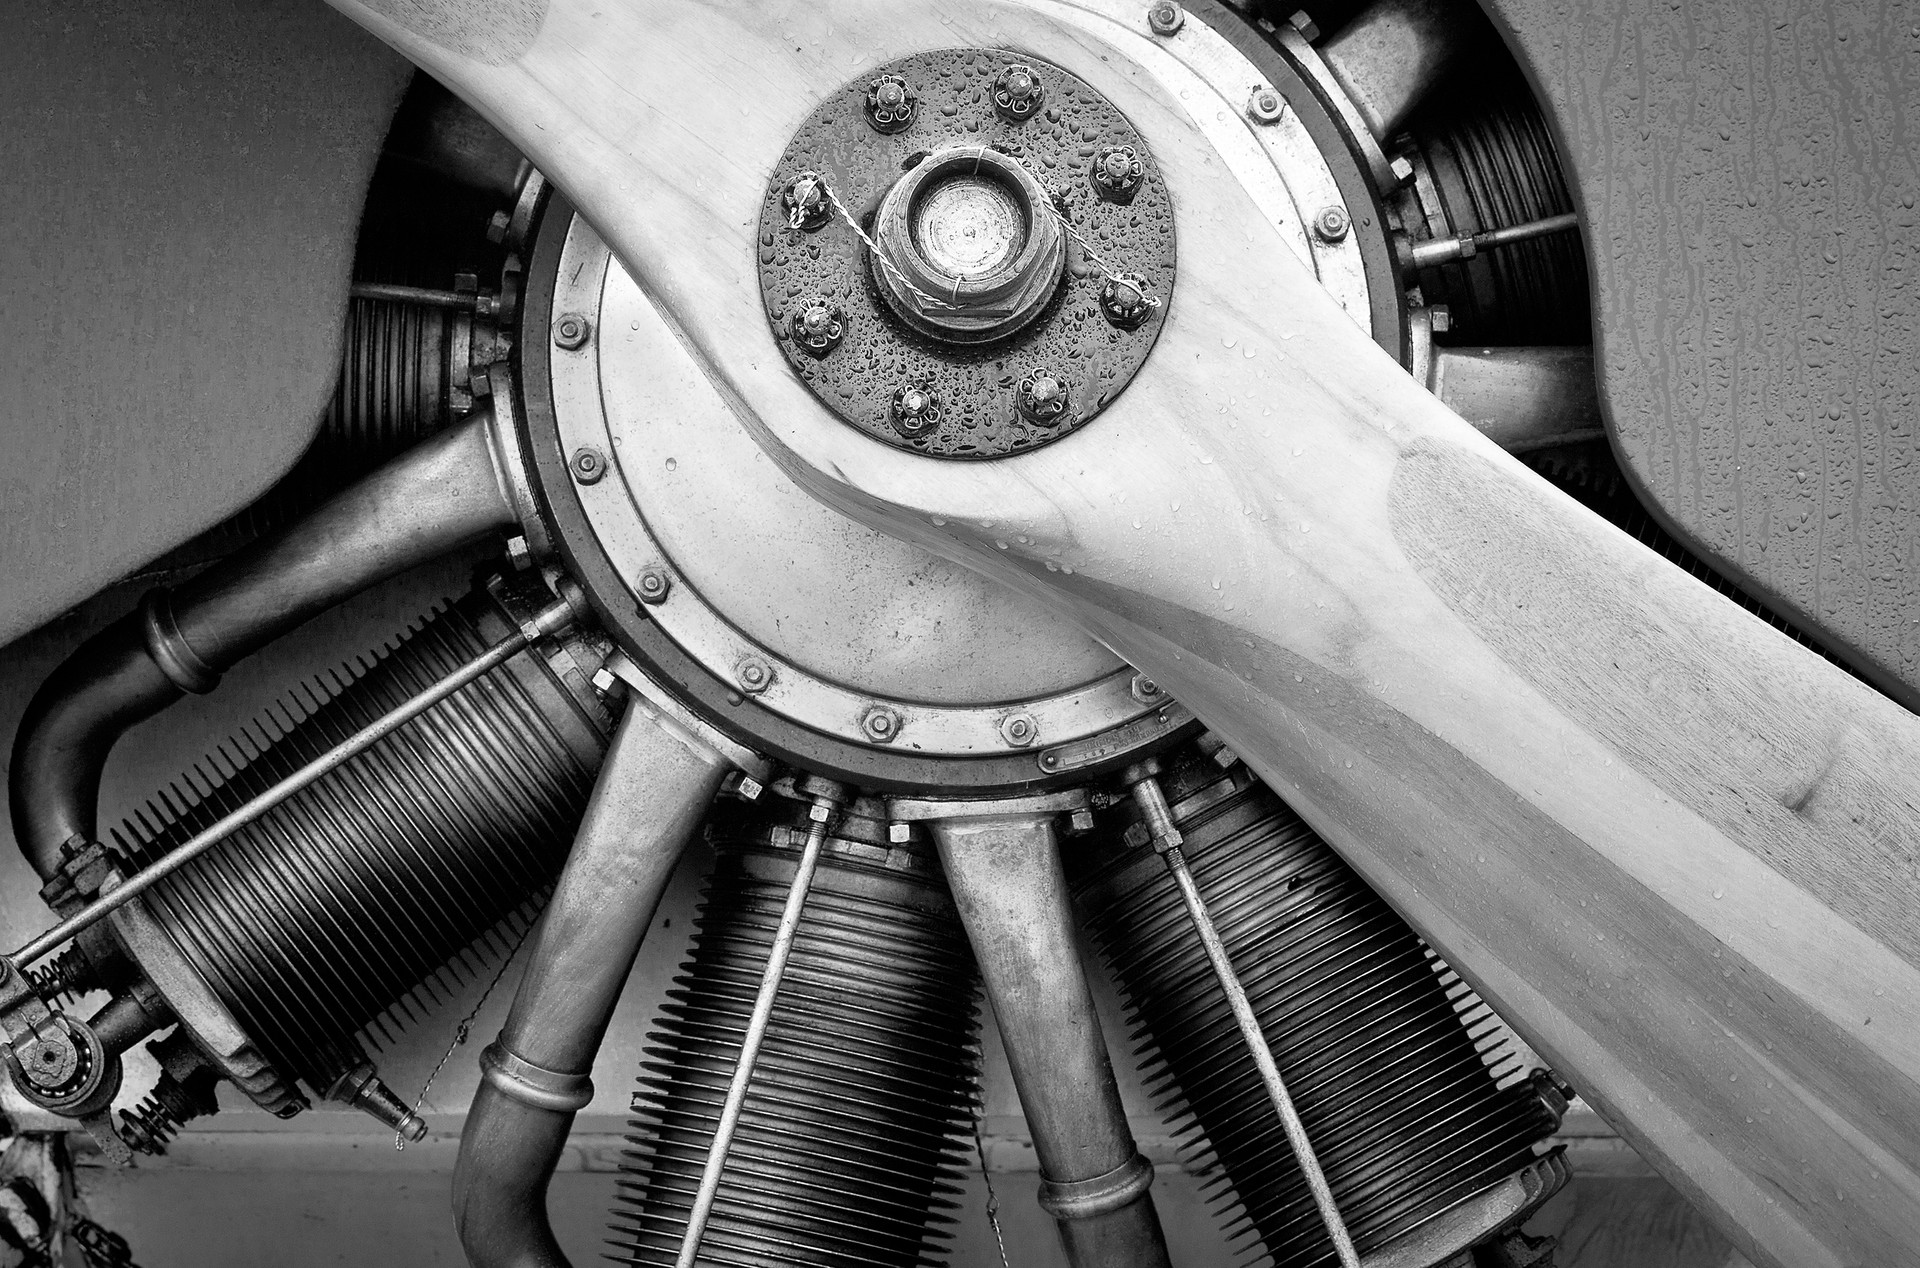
326;2;1920;1263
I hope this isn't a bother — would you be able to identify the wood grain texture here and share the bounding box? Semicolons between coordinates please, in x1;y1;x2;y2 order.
321;2;1920;1264
0;0;411;649
1482;0;1920;710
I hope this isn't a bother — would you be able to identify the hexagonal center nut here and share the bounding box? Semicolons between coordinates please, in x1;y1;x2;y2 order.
869;146;1066;345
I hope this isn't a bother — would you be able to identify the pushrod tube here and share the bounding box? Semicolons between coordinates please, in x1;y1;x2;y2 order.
453;693;752;1268
9;411;522;883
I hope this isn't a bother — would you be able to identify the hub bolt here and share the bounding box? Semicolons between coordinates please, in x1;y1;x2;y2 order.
1000;713;1039;748
551;312;591;350
1314;205;1351;242
865;75;917;134
570;446;607;484
1099;273;1160;331
782;171;833;232
790;299;846;357
1016;370;1072;426
890;382;944;438
735;657;774;695
1130;674;1164;703
993;64;1045;123
1090;146;1146;203
861;705;903;743
637;567;671;604
1147;1;1185;35
1247;87;1286;124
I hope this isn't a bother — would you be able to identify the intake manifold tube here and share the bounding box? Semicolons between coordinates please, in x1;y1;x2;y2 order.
9;410;527;884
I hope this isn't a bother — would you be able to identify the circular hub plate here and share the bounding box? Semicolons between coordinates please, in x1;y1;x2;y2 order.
758;48;1176;459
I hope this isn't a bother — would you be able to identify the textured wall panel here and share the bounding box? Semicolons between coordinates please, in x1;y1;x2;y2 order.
0;0;410;647
1484;0;1920;706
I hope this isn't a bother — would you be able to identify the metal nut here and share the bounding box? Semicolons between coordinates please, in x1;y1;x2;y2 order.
1090;145;1146;203
1099;273;1160;331
1130;674;1164;704
735;656;774;695
570;446;607;484
993;64;1045;123
637;568;672;604
1429;305;1453;333
1000;713;1039;748
505;535;533;571
1067;808;1097;834
861;705;903;743
890;383;943;439
782;171;833;232
1389;154;1415;185
590;667;619;697
1246;87;1286;125
790;299;846;357
551;312;591;350
1015;370;1071;427
1288;9;1320;41
1147;0;1185;35
1313;205;1352;243
887;822;912;844
865;75;917;134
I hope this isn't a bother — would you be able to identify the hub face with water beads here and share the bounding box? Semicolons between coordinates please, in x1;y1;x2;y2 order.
757;49;1176;459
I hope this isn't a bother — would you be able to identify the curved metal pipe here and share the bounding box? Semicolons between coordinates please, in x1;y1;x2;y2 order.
9;411;521;881
454;683;756;1268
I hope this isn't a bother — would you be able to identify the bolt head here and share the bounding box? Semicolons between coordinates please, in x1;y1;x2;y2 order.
570;447;606;484
1016;369;1072;427
1099;273;1160;331
865;75;917;134
637;567;671;604
1429;305;1453;333
736;775;765;801
590;667;619;697
1130;674;1164;703
1247;88;1286;124
1000;713;1039;747
891;382;944;438
782;171;833;231
1090;146;1146;203
1288;9;1321;41
1147;0;1185;35
789;299;846;357
1313;205;1352;242
888;822;912;844
486;210;512;244
735;657;774;694
505;535;533;570
1068;808;1097;833
552;313;591;350
861;705;902;742
1389;154;1415;185
993;64;1045;122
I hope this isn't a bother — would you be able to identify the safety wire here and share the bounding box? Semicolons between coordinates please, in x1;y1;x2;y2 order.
970;1079;1014;1268
805;169;1159;318
395;913;541;1150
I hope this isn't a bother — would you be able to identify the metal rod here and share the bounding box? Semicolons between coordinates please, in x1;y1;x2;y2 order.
1131;776;1361;1268
1408;211;1580;271
673;797;832;1268
348;280;480;310
10;597;575;969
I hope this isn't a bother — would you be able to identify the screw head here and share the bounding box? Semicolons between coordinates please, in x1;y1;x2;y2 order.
1016;370;1071;427
552;313;591;350
637;567;672;604
1090;145;1146;203
782;171;833;232
1000;712;1039;748
1130;674;1164;703
789;299;846;357
865;75;917;134
861;705;903;743
1147;0;1185;35
1313;205;1352;242
570;446;607;484
735;656;774;694
890;382;944;438
993;64;1045;123
1099;273;1160;331
1247;87;1286;124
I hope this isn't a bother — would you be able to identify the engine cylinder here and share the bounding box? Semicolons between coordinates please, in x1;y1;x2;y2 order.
610;792;981;1268
109;575;610;1093
1069;747;1560;1266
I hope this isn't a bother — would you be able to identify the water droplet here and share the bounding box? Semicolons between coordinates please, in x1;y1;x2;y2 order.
931;516;947;526
995;540;1009;550
1222;337;1236;348
1713;888;1725;899
665;457;678;471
